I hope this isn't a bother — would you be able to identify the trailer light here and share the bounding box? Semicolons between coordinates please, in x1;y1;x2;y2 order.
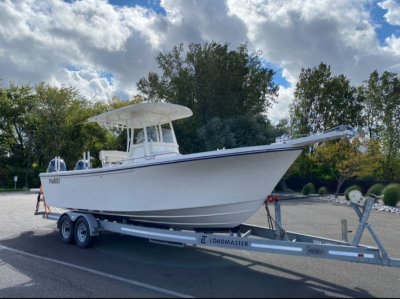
266;194;280;202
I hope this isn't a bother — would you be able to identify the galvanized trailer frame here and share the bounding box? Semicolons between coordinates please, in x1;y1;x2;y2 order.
40;194;400;268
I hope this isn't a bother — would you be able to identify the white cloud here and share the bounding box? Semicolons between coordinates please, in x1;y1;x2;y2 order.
269;85;294;124
378;0;400;26
378;0;400;56
0;0;164;100
227;0;399;86
384;34;400;55
226;0;400;124
49;67;117;101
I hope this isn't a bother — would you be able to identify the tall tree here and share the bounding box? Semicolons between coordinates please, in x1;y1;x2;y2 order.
30;83;111;172
380;73;400;180
361;71;400;180
137;42;279;153
0;83;36;187
290;62;363;135
361;70;384;139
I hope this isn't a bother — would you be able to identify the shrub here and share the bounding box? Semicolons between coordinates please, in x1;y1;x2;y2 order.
344;185;362;201
366;183;385;197
318;186;329;195
302;182;316;195
382;184;400;207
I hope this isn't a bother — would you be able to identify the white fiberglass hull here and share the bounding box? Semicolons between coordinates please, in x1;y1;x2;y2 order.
40;145;302;229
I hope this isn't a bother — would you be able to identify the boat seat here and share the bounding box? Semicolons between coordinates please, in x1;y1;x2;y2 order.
99;150;128;166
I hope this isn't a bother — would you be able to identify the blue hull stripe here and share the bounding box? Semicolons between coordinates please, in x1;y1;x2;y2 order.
40;146;302;178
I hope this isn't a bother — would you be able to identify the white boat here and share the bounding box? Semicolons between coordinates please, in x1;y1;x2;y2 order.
39;102;353;229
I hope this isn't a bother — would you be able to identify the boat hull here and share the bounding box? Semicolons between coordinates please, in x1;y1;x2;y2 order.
40;146;302;229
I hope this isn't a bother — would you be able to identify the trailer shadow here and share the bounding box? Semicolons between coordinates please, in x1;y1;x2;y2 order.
0;230;373;298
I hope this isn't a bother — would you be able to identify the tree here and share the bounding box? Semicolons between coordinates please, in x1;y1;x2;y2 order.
0;81;146;188
290;62;363;135
361;71;400;180
30;83;115;172
197;114;277;151
312;137;384;198
137;42;279;153
287;63;365;191
361;70;384;139
381;76;400;180
0;83;36;188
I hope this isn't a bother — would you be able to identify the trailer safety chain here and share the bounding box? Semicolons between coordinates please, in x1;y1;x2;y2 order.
265;201;286;239
265;202;274;230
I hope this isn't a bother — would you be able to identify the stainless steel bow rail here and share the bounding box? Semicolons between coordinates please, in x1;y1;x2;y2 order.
38;191;400;267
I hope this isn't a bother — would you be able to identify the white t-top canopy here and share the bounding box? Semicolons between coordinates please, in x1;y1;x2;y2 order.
88;102;193;129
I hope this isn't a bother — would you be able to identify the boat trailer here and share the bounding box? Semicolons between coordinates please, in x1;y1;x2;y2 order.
39;190;400;268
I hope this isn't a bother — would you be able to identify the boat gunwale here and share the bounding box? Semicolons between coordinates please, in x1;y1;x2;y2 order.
40;145;303;178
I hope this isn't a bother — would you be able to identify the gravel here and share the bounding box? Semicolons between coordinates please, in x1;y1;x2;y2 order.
312;194;400;215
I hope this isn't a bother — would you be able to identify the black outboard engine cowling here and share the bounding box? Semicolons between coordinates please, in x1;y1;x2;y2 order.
74;159;90;170
46;158;67;172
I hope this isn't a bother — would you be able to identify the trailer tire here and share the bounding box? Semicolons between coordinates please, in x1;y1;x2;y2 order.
59;215;74;244
74;217;92;248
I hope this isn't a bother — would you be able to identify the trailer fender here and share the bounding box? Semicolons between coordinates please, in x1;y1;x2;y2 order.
57;212;100;237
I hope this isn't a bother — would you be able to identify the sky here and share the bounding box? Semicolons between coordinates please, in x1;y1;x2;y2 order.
0;0;399;124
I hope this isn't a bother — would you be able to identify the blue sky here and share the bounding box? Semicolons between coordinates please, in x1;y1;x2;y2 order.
109;0;166;14
370;1;400;44
0;0;399;123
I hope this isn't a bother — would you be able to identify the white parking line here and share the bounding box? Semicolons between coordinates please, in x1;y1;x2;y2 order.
0;244;194;298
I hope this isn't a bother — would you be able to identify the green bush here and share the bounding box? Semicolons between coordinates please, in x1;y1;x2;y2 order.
318;186;329;195
366;183;385;197
382;184;400;207
344;185;362;201
302;182;316;195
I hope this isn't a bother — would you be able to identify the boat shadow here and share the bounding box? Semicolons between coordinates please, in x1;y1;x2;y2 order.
0;230;373;298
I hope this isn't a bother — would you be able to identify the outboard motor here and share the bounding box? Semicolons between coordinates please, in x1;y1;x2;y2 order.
46;158;67;172
74;159;91;170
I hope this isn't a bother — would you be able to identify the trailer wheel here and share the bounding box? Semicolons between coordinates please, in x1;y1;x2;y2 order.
59;215;74;244
74;217;92;248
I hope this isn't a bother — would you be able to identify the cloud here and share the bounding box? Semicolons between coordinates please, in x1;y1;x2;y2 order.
49;67;117;101
378;0;400;26
0;0;248;101
378;0;400;56
0;0;163;99
225;0;400;126
227;0;400;87
0;0;399;125
384;34;400;55
159;0;247;48
270;85;294;124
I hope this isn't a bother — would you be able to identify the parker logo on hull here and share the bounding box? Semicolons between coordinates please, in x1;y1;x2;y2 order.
49;177;60;184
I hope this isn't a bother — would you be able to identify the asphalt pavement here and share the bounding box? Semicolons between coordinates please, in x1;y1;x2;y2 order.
1;191;400;298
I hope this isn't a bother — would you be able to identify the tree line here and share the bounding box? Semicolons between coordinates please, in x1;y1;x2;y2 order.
0;41;399;192
288;63;400;193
